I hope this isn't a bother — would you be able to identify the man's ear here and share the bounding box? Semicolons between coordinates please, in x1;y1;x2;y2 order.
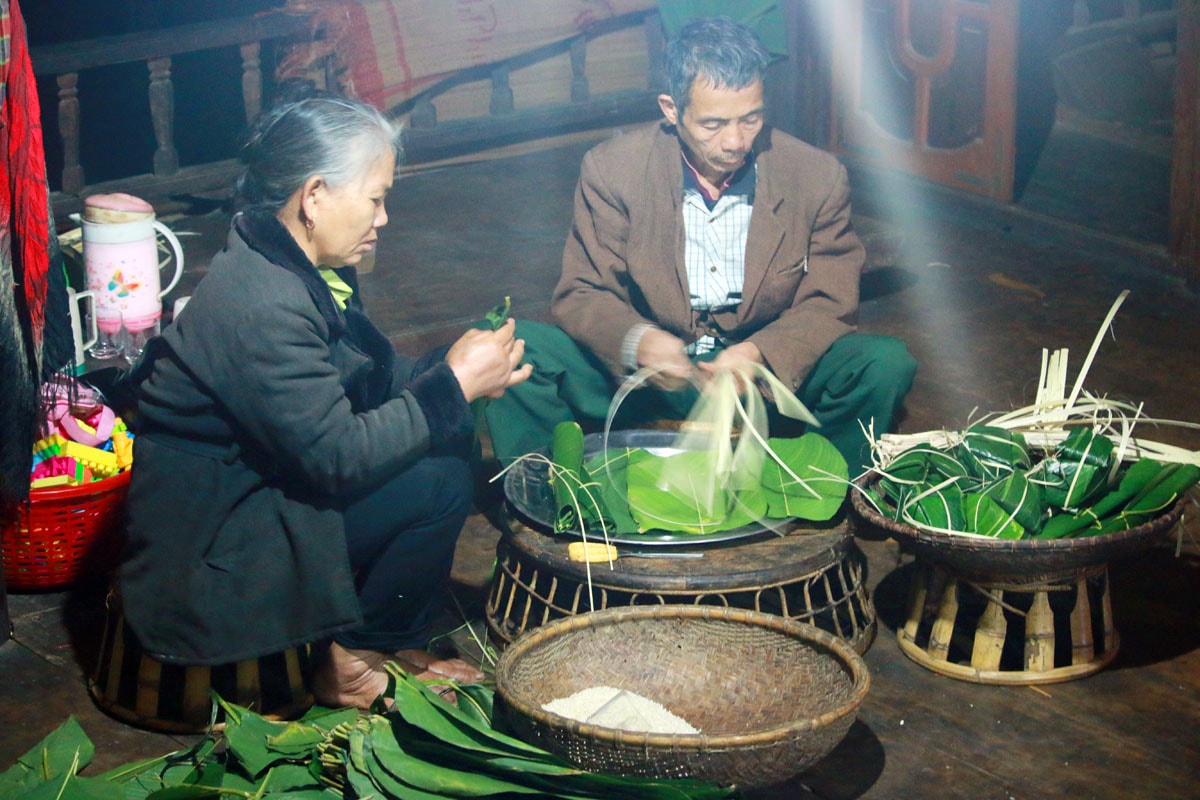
657;94;679;126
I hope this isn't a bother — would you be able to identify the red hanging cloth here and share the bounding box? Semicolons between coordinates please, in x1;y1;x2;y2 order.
0;0;51;513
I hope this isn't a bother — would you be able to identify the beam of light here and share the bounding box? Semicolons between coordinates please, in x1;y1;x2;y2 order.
809;0;989;413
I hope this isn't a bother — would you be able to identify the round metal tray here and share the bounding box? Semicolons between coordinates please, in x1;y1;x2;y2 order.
503;430;796;546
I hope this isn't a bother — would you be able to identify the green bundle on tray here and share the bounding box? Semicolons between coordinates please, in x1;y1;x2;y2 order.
546;420;849;537
865;291;1200;541
867;424;1199;540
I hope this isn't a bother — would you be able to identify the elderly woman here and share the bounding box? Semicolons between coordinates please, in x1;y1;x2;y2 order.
118;93;530;708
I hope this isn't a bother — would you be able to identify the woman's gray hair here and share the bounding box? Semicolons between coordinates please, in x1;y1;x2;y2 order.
664;16;771;114
234;92;402;213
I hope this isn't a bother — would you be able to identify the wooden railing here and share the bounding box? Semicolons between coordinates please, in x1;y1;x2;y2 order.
33;7;666;223
1071;0;1174;27
32;9;315;220
393;10;664;164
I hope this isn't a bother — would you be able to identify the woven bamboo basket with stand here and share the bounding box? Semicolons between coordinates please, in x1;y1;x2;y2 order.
494;604;869;791
851;472;1188;684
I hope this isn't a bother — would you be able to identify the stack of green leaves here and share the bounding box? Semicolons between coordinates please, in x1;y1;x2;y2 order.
0;668;734;800
870;424;1199;539
549;421;849;536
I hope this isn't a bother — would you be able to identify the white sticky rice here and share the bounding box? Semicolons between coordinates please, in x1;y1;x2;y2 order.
542;686;700;734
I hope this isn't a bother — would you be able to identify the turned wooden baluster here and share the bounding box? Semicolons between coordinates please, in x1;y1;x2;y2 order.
147;56;179;176
240;41;263;123
570;35;589;103
490;64;514;115
56;73;85;194
1072;0;1091;27
410;94;437;129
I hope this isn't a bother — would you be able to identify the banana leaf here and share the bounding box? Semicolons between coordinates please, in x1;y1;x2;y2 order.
217;697;323;780
955;426;1030;482
18;775;129;800
1035;427;1114;509
484;296;512;331
550;422;595;533
979;470;1047;534
367;715;556;798
0;717;94;797
379;669;734;799
471;297;514;437
899;482;966;531
625;448;748;534
384;671;550;762
758;433;848;521
963;492;1026;539
0;718;129;800
1086;462;1200;536
883;444;970;486
581;448;640;534
1036;458;1164;539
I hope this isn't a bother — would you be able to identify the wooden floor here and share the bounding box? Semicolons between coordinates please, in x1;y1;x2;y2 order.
3;118;1199;799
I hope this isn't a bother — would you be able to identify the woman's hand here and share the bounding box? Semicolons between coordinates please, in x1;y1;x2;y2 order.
446;318;532;402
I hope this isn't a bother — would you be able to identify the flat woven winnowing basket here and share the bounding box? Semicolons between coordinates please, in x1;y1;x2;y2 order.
495;605;869;791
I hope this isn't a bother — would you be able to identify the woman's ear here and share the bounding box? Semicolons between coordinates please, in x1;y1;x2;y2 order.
300;175;326;224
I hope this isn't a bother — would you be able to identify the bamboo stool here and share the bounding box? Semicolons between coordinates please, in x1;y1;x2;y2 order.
897;560;1118;685
486;510;877;655
88;591;314;732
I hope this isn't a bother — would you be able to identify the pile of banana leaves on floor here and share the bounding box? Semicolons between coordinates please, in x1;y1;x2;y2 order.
0;667;735;800
865;291;1200;541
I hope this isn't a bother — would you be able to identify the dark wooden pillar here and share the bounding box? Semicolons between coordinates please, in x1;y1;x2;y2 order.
1170;0;1199;288
1;571;10;644
240;41;263;123
56;73;85;194
768;0;834;148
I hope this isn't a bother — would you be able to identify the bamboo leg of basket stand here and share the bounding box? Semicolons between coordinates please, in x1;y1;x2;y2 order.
1070;574;1094;665
971;589;1007;672
1025;588;1055;672
1100;568;1117;654
900;561;930;648
927;574;960;663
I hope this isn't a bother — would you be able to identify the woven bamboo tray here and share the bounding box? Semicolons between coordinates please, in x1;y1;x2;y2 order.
494;605;868;790
851;473;1186;581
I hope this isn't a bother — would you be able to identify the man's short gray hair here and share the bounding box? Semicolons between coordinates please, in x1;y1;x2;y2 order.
664;16;771;114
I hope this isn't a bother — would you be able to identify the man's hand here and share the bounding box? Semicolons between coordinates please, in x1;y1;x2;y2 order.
636;327;696;391
697;342;766;396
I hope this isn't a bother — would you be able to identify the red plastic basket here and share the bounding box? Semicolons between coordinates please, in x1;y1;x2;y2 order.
1;470;131;591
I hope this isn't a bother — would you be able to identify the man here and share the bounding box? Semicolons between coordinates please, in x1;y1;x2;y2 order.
487;16;916;474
